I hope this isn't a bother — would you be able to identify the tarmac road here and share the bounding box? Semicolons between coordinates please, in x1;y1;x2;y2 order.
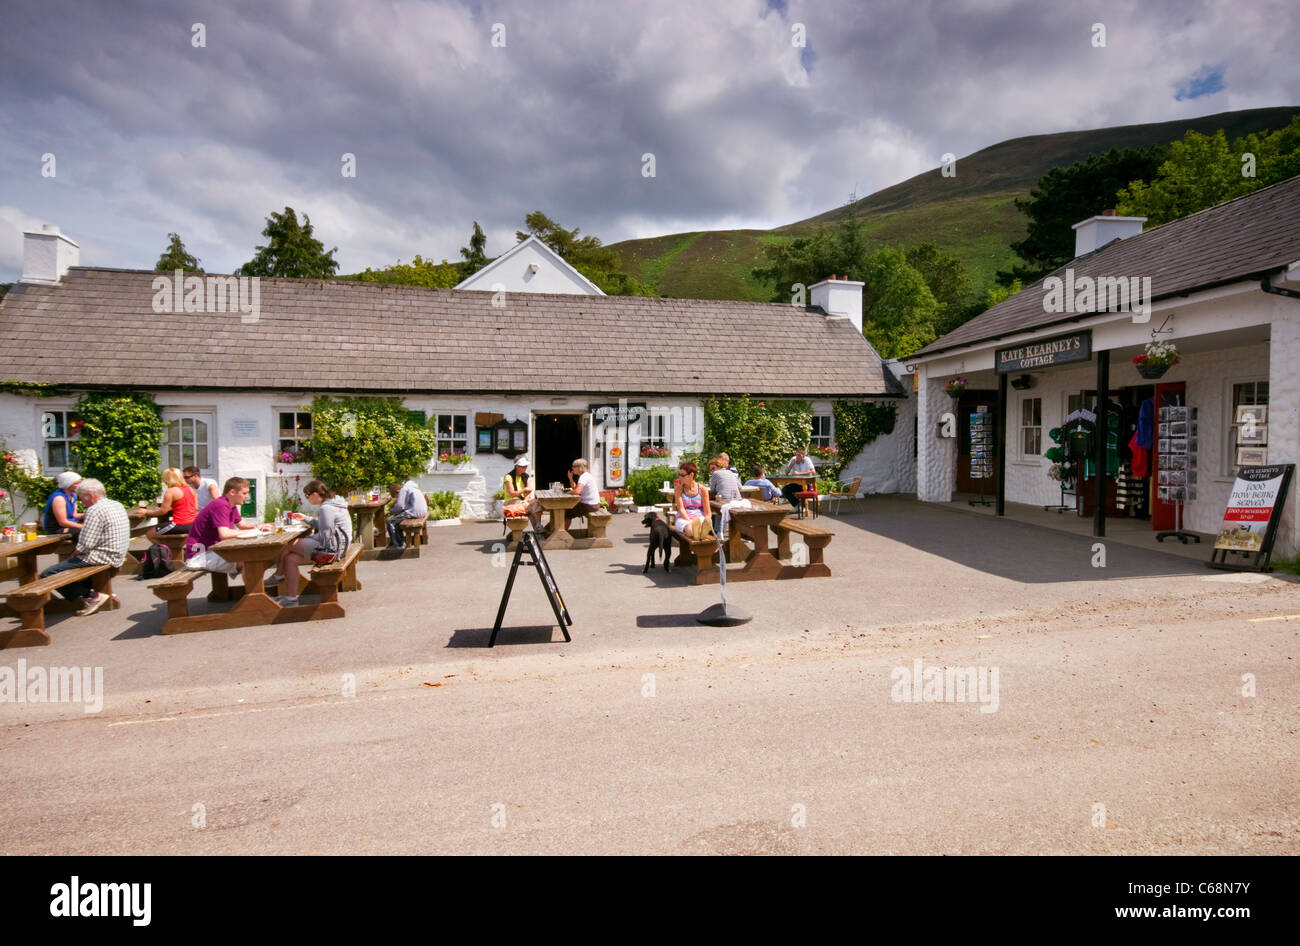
1;499;1296;854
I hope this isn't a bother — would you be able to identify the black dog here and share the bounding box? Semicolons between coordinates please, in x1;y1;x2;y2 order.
642;512;672;573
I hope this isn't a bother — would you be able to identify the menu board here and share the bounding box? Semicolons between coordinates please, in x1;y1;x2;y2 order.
969;410;993;480
1214;465;1293;552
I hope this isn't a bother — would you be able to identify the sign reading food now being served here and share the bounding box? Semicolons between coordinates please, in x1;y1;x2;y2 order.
996;330;1092;374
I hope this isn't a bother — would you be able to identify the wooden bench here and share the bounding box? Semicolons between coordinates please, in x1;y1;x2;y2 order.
1;564;119;648
772;518;834;578
401;518;428;546
367;517;426;560
569;509;613;549
670;529;720;584
151;542;362;635
504;515;530;548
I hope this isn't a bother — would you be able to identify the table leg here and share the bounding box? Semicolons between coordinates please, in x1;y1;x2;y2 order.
357;510;376;550
541;509;575;549
19;551;38;585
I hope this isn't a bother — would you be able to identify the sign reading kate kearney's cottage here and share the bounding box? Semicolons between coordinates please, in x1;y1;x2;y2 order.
996;330;1092;374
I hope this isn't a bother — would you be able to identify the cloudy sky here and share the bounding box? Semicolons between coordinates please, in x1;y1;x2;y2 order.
1;0;1296;281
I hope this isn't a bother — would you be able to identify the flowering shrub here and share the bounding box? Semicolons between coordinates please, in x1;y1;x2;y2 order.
1133;340;1179;369
0;446;56;528
810;445;839;461
438;452;473;466
639;444;671;458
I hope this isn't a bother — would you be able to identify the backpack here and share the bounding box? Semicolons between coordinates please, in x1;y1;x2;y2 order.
139;543;172;579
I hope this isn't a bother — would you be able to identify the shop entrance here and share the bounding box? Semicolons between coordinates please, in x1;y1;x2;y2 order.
955;390;1000;494
533;413;583;489
1068;384;1156;520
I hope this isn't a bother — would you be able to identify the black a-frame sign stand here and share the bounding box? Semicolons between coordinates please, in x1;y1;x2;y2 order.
490;530;573;646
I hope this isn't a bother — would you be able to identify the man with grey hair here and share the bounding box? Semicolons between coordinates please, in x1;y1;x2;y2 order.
38;478;129;616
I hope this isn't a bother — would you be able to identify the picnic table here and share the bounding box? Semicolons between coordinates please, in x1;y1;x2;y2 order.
1;534;121;646
149;526;352;634
534;490;581;549
0;534;72;587
347;498;388;551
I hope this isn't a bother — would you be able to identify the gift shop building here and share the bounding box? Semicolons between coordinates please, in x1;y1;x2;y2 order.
905;174;1300;553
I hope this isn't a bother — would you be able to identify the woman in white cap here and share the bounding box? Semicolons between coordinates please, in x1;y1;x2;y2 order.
43;471;84;534
503;456;540;528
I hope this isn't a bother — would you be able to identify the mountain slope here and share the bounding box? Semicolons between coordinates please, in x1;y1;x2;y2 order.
609;106;1298;300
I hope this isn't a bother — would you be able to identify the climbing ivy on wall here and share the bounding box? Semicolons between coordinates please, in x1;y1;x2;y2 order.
830;400;898;478
73;393;165;503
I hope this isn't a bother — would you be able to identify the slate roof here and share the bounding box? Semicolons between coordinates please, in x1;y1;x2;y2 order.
0;268;904;398
912;173;1300;358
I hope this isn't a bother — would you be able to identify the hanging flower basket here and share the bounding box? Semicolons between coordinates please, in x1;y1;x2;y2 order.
1133;341;1179;380
945;377;968;398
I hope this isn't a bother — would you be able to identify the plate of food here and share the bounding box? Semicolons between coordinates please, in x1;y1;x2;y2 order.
234;529;263;539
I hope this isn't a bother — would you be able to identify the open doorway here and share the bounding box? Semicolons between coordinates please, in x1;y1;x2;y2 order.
533;413;582;489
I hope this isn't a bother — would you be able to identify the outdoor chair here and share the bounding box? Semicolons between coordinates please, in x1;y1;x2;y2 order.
826;476;862;515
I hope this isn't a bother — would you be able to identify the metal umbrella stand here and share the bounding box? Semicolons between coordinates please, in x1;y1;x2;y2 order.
696;518;752;626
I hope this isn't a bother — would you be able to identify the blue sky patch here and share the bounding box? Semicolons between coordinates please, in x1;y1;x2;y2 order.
1174;64;1226;100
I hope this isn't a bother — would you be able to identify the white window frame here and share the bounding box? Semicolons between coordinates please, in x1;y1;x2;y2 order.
38;404;82;473
1223;376;1269;477
434;411;470;456
160;410;217;476
1019;396;1043;460
811;413;834;449
274;407;313;465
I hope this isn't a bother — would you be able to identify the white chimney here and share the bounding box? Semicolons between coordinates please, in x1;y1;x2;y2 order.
809;275;864;335
21;225;80;285
1072;210;1145;258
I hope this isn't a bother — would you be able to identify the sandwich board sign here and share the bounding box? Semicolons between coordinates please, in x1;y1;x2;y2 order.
1209;464;1294;572
490;530;572;646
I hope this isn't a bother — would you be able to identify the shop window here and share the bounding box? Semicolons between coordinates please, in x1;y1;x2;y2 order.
811;414;834;448
1228;380;1269;472
643;412;668;449
436;412;469;456
1020;397;1042;458
276;409;312;464
41;408;82;471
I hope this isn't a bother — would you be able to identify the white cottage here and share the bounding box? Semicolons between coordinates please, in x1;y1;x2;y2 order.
0;229;912;521
906;174;1300;555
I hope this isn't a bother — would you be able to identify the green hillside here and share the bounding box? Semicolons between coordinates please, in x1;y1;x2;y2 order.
610;106;1298;300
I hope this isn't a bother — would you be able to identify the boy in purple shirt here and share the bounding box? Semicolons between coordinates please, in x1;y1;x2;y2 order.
184;477;267;576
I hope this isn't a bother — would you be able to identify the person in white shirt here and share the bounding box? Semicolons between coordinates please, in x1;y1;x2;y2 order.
564;457;601;528
781;446;816;476
183;466;221;511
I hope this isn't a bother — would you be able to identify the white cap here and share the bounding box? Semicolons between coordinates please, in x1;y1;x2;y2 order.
514;456;530;469
56;471;82;489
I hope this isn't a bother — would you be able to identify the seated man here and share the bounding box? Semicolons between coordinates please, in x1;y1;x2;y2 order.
386;477;428;548
564;458;601;528
183;477;267;578
744;465;782;501
780;446;817;514
38;478;128;616
708;455;743;502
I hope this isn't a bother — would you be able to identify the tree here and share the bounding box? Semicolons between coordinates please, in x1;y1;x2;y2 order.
860;247;939;359
1002;146;1167;285
238;207;339;278
154;233;202;272
1118;117;1300;225
72;393;165;504
308;396;437;491
351;256;461;288
751;219;875;302
459;221;489;275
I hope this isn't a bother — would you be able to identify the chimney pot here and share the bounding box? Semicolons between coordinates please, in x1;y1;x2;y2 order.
1071;213;1146;258
21;225;80;285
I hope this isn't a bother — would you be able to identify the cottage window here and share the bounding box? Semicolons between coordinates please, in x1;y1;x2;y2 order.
436;413;469;455
276;410;312;464
163;415;212;471
643;412;668;450
1020;397;1042;458
811;414;834;449
41;408;82;471
1228;380;1269;472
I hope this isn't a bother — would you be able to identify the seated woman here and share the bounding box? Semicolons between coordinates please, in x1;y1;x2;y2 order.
43;471;84;534
503;456;540;528
673;461;712;538
146;467;197;544
275;479;353;606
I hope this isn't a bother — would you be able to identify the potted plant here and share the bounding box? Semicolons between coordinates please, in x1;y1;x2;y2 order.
946;377;968;398
437;451;474;472
490;487;508;519
1133;340;1179;379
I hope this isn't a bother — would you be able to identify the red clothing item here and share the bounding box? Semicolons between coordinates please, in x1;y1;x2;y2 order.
170;485;197;525
1129;432;1149;478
